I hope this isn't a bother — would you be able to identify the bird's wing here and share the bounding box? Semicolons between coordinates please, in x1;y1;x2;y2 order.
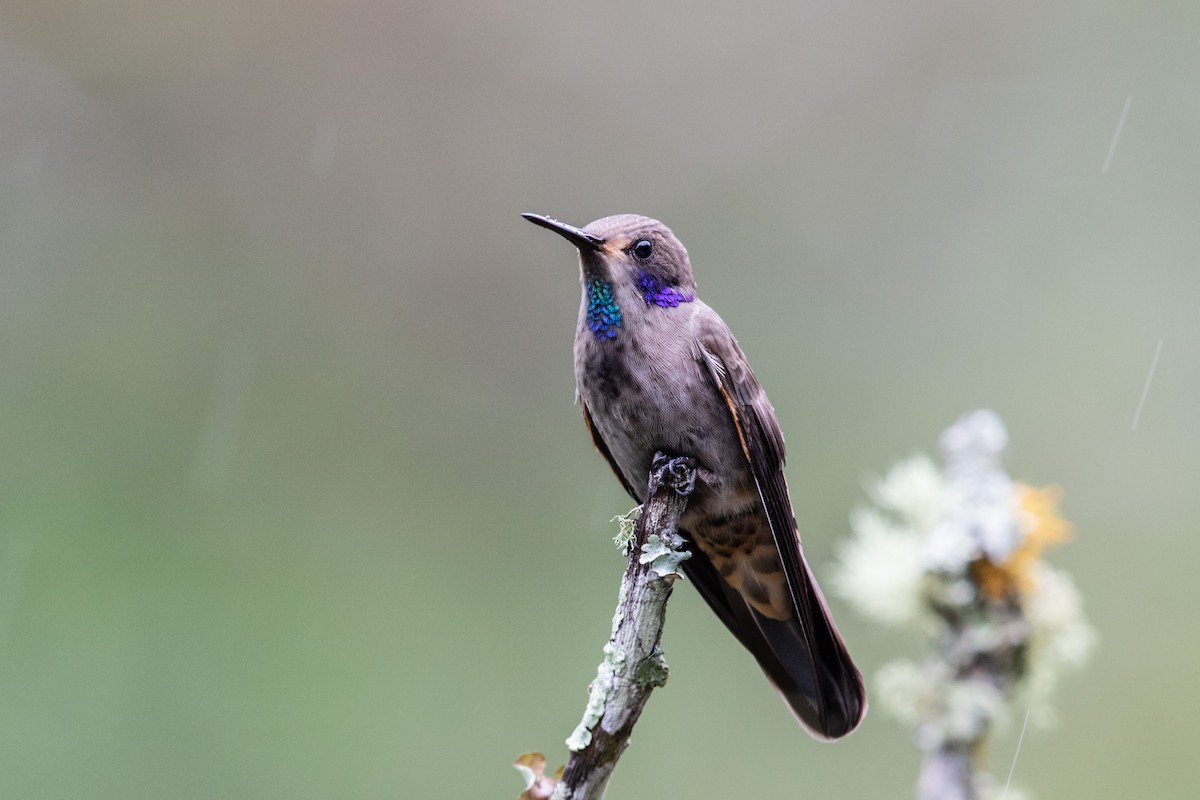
691;307;866;739
581;401;641;501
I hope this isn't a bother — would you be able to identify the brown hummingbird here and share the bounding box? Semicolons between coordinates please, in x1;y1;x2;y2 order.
523;212;866;739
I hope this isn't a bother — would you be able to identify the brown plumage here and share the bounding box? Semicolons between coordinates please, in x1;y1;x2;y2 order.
524;212;866;739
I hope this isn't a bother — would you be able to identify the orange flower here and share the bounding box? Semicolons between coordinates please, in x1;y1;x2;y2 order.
972;485;1072;601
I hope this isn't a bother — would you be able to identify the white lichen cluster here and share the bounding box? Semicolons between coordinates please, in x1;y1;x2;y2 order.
611;506;642;551
565;641;625;751
833;410;1096;777
1020;560;1097;724
639;532;691;578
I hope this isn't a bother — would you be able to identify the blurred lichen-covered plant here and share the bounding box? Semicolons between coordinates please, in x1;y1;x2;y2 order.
833;410;1096;800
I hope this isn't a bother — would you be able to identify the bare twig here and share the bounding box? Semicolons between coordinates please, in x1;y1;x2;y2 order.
548;453;696;800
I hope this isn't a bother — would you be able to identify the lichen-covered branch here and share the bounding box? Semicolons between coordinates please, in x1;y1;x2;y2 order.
833;410;1096;800
542;453;695;800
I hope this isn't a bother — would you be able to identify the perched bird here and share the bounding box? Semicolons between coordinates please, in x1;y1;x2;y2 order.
523;213;866;739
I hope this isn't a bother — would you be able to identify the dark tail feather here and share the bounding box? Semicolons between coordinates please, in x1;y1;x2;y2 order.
682;551;867;739
753;606;866;739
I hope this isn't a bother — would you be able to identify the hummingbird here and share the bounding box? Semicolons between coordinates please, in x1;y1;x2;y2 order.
522;212;866;739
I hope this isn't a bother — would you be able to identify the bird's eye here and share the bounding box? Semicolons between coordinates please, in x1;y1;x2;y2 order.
632;239;654;260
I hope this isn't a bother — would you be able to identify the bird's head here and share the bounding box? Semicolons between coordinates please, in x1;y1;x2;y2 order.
523;213;698;313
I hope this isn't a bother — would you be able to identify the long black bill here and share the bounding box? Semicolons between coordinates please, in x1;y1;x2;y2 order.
521;213;606;251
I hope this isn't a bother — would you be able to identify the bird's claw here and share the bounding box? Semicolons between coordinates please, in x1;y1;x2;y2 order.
651;452;698;497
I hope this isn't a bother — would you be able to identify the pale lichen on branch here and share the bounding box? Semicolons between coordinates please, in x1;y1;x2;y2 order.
517;454;695;800
833;410;1096;800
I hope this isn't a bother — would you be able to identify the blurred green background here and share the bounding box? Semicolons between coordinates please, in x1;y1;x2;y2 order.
1;2;1196;797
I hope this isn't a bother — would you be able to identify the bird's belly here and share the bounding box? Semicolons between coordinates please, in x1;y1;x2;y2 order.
575;336;790;620
577;345;751;503
583;376;789;619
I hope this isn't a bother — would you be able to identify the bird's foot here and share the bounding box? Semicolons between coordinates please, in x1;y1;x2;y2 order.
650;452;699;497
